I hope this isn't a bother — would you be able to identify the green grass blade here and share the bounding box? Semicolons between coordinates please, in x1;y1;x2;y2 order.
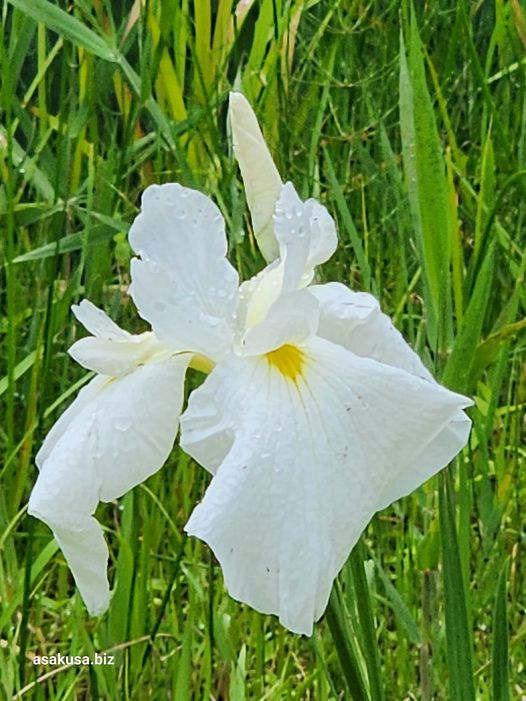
399;13;452;350
372;555;420;646
492;560;510;701
0;539;58;633
442;241;495;393
438;470;476;701
349;541;385;701
474;128;496;258
7;0;118;62
0;351;37;397
323;146;371;290
325;586;370;701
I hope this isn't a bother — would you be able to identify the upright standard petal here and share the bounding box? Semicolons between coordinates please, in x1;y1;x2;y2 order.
229;92;283;262
181;337;471;635
128;183;239;361
234;186;336;349
273;183;337;291
29;353;189;614
229;93;336;276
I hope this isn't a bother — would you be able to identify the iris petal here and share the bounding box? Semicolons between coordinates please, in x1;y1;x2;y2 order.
72;299;130;340
310;281;435;381
128;183;239;360
69;332;165;376
229;92;283;262
182;337;471;635
274;183;337;291
29;354;190;614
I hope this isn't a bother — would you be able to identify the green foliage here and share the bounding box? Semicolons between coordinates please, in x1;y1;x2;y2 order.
1;1;525;699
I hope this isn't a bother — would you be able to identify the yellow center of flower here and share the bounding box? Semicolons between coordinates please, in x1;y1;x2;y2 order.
266;344;304;382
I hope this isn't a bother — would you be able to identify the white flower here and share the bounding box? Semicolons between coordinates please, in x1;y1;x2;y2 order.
179;93;473;635
29;95;472;636
28;184;239;614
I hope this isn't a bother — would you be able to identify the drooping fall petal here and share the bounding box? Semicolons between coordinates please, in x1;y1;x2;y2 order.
182;336;471;634
29;353;190;614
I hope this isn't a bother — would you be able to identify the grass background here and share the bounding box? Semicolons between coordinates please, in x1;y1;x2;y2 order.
1;0;525;698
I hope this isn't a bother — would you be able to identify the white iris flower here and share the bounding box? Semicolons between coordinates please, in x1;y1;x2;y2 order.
28;92;472;636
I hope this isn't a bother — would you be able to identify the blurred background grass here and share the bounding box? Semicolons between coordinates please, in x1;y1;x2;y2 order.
1;0;525;698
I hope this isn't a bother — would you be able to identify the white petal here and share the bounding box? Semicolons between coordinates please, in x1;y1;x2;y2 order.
273;183;311;292
274;183;337;290
235;189;336;344
36;376;107;469
68;331;165;376
376;409;471;510
229;92;282;262
128;183;239;360
237;260;285;331
239;289;319;356
72;300;129;340
182;337;471;635
29;354;189;614
310;282;434;381
29;414;111;614
303;199;338;272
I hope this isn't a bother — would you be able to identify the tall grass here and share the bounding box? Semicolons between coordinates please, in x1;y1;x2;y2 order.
1;0;525;698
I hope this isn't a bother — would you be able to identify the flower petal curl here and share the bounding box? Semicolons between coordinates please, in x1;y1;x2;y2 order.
235;186;336;347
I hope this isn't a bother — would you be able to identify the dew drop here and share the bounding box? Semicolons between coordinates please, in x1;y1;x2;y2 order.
115;417;132;431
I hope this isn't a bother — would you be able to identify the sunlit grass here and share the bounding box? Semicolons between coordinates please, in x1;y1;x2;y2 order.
1;1;525;699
